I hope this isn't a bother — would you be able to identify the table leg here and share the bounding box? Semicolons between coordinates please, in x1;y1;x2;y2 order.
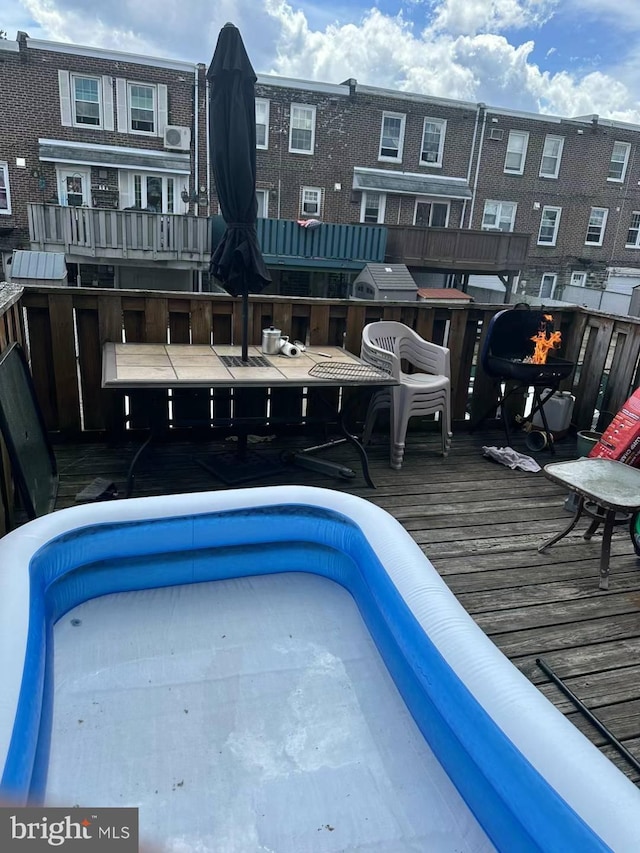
599;510;616;591
538;495;585;553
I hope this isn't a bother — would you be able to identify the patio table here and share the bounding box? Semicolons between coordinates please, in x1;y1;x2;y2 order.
538;458;640;590
102;342;395;494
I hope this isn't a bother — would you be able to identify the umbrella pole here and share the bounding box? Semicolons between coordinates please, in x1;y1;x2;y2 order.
242;291;249;362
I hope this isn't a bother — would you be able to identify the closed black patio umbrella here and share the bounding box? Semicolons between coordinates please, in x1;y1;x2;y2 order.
207;22;271;362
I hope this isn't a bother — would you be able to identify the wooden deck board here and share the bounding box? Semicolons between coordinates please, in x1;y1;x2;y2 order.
42;426;640;784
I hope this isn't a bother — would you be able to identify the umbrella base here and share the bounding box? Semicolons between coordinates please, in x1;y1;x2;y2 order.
195;449;281;485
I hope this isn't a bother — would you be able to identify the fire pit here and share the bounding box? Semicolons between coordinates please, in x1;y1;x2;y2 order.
476;308;576;448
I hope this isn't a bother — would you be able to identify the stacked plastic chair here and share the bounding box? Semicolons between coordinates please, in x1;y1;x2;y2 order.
360;321;452;469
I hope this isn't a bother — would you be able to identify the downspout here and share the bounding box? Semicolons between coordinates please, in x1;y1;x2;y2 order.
468;104;487;229
464;102;482;227
206;74;211;217
193;65;199;217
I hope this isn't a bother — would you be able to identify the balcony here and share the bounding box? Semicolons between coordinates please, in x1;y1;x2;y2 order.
28;203;212;268
384;226;530;273
210;215;387;269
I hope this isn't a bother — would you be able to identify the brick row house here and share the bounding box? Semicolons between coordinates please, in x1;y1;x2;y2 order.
3;32;640;310
1;33;209;290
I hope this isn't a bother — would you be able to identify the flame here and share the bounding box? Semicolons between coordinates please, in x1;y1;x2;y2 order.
529;315;561;364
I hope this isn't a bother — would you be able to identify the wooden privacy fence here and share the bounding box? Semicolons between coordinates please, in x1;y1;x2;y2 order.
0;285;28;535
5;286;640;441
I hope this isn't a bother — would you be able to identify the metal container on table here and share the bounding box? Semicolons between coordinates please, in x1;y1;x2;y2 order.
261;326;282;355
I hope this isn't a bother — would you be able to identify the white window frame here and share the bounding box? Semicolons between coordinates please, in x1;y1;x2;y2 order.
255;99;269;150
504;130;529;175
626;211;640;247
585;207;608;246
379;111;406;163
413;198;450;228
71;73;103;128
289;103;316;155
256;189;269;218
127;81;157;135
538;273;558;299
539;135;564;179
360;191;386;224
570;271;588;288
481;200;517;232
300;186;323;218
608;141;631;182
420;117;446;167
537;206;562;246
0;162;11;215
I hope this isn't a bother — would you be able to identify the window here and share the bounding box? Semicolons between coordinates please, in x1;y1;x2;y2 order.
570;271;588;288
300;186;323;217
538;273;557;299
256;189;269;218
608;142;631;182
116;79;166;137
255;99;269;149
585;207;608;245
122;172;179;212
420;118;446;166
128;83;156;133
626;211;640;247
482;200;517;232
379;112;406;162
504;130;529;174
59;71;114;131
539;135;564;178
360;191;386;224
414;199;449;227
0;162;11;214
289;104;316;154
72;75;101;126
537;206;561;245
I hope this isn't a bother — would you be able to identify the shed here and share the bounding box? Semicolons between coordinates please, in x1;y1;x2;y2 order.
351;264;417;301
10;251;67;286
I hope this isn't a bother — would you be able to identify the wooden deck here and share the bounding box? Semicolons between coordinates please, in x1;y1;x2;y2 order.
49;425;640;785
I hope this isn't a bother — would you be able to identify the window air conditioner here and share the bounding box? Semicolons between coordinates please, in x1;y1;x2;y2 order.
488;128;504;141
163;125;191;151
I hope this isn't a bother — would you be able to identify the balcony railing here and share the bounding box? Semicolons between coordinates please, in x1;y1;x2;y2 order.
210;215;387;269
28;204;212;266
384;226;530;272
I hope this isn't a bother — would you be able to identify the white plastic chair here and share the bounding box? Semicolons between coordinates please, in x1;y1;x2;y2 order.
361;321;452;469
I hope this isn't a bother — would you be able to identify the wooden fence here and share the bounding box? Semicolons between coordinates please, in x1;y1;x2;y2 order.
5;286;639;442
0;285;28;535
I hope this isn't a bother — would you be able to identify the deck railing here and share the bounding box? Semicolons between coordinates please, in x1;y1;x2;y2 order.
384;225;530;271
1;285;636;443
28;204;212;265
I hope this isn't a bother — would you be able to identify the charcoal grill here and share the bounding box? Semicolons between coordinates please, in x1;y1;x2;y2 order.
475;308;576;449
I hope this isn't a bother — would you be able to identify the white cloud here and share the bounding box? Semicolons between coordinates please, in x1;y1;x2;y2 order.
429;0;557;36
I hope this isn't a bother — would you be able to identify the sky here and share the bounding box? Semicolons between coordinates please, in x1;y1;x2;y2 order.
4;0;640;123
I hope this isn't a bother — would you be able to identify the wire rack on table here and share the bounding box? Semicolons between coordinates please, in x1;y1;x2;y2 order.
308;361;390;382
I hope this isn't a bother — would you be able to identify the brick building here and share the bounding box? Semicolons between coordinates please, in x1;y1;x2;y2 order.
1;33;208;290
3;32;640;309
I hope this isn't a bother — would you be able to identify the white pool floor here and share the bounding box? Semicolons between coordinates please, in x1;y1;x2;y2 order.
46;571;495;853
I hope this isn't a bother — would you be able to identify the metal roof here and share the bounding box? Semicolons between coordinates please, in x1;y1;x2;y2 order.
357;264;416;291
353;167;472;199
39;141;191;174
11;250;67;282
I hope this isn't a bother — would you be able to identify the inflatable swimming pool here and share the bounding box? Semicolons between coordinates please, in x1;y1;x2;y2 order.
1;486;640;851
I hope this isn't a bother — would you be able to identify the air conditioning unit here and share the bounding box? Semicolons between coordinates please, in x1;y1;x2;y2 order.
163;125;191;150
489;128;504;141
